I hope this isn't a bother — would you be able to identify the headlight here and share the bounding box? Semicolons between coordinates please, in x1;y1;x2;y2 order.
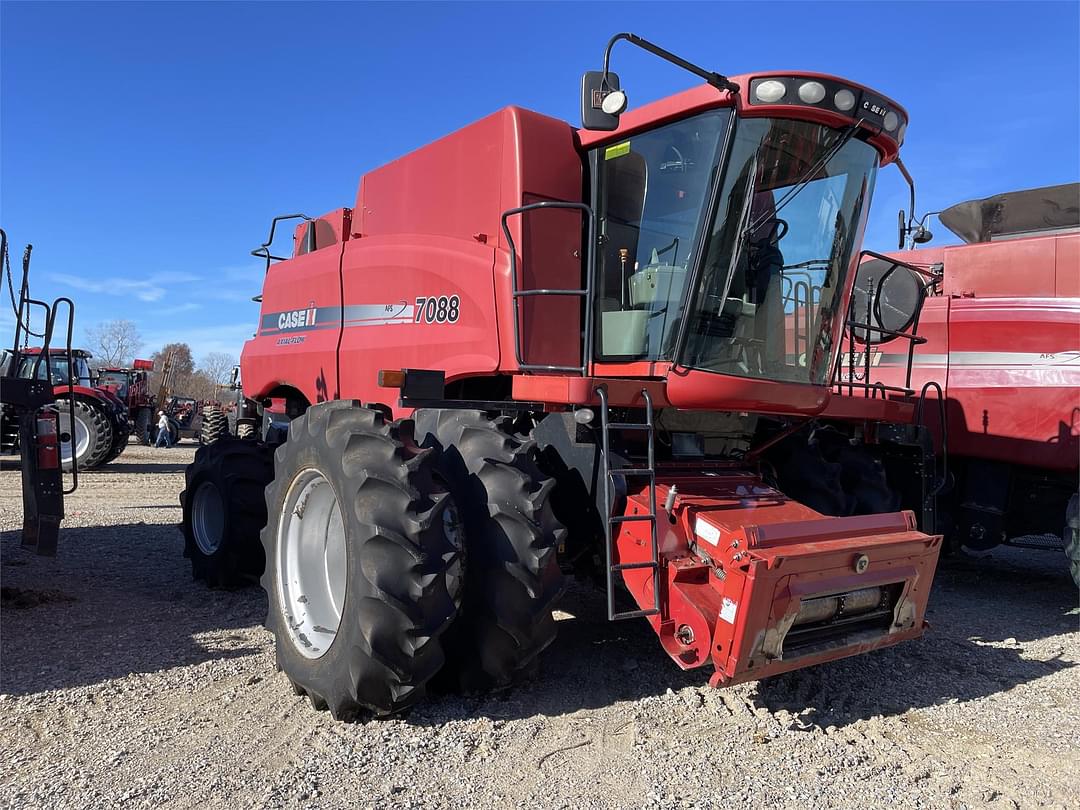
883;111;899;132
754;80;787;103
798;81;826;104
834;89;856;111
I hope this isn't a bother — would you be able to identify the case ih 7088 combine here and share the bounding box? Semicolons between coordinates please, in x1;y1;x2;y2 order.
182;35;943;719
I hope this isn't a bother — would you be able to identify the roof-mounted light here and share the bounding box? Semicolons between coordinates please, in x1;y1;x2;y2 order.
833;88;856;111
747;76;907;147
754;79;786;103
797;81;826;104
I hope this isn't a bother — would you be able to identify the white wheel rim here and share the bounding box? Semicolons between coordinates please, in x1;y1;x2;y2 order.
192;481;226;555
57;410;90;465
277;469;347;660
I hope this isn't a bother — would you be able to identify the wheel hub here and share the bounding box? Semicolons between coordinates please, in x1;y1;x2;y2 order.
192;481;226;556
277;469;347;659
57;410;90;466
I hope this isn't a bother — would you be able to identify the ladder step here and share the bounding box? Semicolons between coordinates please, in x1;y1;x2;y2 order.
608;467;655;476
607;422;651;430
611;561;659;571
611;607;661;621
609;514;655;524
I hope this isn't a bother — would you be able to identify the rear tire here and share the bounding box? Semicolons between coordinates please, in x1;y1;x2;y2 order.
100;421;129;465
181;439;273;586
261;401;464;718
415;409;565;692
57;398;113;471
200;405;229;445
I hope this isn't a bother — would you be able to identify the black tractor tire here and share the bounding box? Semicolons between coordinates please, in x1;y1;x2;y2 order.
57;397;113;471
260;401;464;718
236;419;258;440
200;405;229;445
134;407;153;444
1065;494;1079;589
836;444;900;515
100;421;129;466
415;409;565;693
181;438;274;587
773;438;853;517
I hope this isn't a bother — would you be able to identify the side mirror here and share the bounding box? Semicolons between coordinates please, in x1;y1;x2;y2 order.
581;70;623;131
851;256;927;344
897;209;906;250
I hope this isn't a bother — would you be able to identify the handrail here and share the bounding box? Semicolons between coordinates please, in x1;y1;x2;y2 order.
500;201;596;374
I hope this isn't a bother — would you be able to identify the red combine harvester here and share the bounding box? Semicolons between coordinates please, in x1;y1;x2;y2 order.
181;34;943;718
831;183;1078;583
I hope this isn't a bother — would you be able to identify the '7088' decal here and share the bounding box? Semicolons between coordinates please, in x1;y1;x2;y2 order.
260;296;461;338
414;295;460;324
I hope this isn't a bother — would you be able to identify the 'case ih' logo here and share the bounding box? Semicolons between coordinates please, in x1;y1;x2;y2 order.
278;302;317;331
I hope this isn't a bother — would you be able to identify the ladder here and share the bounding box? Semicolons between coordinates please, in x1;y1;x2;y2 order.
596;386;661;621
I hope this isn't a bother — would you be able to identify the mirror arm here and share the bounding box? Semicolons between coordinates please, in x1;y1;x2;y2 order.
895;156;916;233
601;32;739;94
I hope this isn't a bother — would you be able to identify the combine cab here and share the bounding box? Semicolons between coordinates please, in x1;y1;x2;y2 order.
181;34;942;718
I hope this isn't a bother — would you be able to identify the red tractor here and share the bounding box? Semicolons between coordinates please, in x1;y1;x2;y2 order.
0;228;78;555
181;34;943;719
2;347;130;470
96;358;157;443
824;183;1079;584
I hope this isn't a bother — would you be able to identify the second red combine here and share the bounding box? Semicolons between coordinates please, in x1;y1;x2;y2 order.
182;34;942;719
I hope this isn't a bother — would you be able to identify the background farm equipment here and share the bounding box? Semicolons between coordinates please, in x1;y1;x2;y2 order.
179;33;943;719
823;183;1079;584
0;228;78;554
2;347;130;469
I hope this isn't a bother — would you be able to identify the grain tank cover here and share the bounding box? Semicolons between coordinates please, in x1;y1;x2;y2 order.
939;182;1079;243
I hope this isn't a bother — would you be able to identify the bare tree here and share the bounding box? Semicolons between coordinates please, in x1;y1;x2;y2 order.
149;342;195;396
84;319;143;367
198;352;236;386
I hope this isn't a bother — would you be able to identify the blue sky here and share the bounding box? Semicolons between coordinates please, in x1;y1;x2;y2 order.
3;1;1078;361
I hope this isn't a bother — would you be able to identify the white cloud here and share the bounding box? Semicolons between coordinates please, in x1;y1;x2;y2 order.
46;271;202;303
155;302;202;315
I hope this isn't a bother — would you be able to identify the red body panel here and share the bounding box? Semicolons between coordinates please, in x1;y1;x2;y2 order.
613;473;940;681
861;233;1080;473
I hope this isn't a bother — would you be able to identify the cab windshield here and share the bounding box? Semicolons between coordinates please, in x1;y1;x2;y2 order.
97;370;130;399
682;118;879;384
592;113;879;386
18;354;93;386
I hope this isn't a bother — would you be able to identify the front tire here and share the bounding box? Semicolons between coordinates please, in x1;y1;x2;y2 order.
261;401;464;718
134;407;152;444
181;439;273;586
1065;493;1079;588
415;409;565;693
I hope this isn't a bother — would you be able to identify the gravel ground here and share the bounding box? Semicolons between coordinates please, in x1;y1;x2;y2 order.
1;443;1078;809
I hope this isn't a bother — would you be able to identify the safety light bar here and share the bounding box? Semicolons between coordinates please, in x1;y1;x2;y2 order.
748;75;907;145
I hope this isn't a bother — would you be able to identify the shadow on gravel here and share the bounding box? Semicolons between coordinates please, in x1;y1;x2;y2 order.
412;550;1078;727
751;550;1077;728
94;462;191;474
0;523;266;696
